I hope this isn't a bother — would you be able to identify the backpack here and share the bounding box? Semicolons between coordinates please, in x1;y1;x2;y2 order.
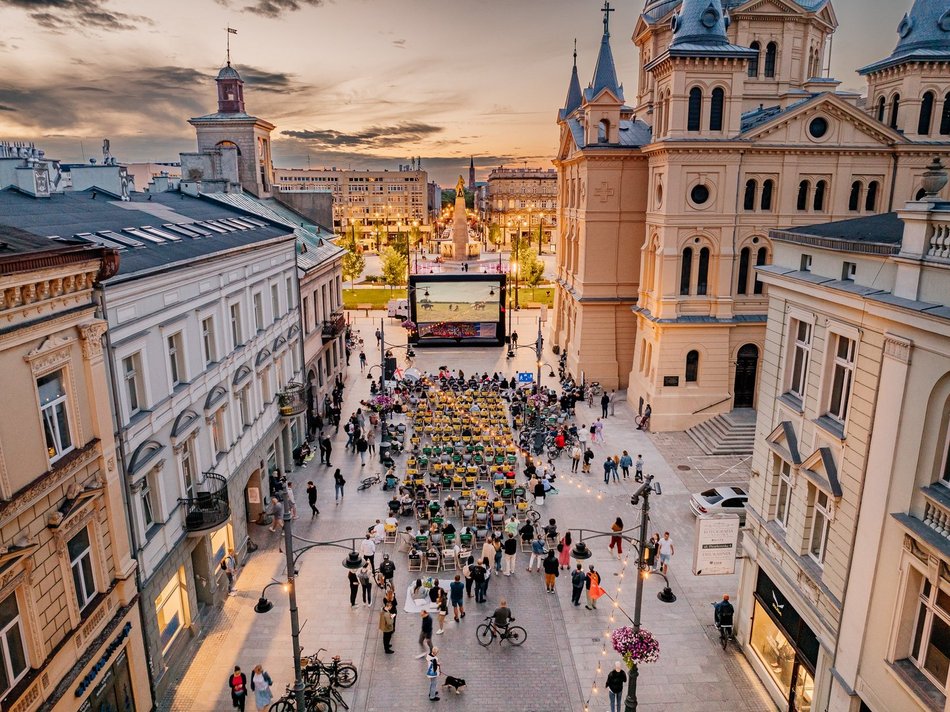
590;425;596;434
220;557;229;571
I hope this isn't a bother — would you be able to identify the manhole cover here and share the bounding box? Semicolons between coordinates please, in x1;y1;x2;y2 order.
677;465;691;471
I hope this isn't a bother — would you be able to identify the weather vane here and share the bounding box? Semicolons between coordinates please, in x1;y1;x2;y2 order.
226;26;237;66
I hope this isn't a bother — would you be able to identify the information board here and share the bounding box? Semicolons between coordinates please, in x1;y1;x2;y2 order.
517;372;534;383
692;514;741;576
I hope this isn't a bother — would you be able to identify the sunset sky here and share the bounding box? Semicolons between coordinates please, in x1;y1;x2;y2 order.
0;0;918;185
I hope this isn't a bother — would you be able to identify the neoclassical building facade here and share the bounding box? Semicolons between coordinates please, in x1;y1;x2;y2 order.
552;0;950;431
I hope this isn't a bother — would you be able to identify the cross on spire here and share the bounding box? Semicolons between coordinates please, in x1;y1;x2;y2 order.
573;38;577;67
601;1;615;34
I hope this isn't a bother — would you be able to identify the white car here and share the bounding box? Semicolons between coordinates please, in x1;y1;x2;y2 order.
689;486;748;523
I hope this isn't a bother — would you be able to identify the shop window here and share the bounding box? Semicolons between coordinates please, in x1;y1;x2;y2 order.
0;593;28;698
155;570;187;653
68;527;97;611
751;600;796;695
38;370;73;463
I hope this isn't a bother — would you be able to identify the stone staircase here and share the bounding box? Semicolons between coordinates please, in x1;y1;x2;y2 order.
686;408;757;455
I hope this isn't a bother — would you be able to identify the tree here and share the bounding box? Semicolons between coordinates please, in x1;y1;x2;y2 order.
391;230;409;259
340;224;365;289
488;224;504;250
517;242;545;288
380;246;407;289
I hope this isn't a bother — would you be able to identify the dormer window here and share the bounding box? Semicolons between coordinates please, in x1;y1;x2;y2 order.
598;119;610;144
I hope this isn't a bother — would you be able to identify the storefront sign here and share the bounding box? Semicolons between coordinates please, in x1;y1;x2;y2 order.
247;487;261;505
692;514;740;576
75;621;133;697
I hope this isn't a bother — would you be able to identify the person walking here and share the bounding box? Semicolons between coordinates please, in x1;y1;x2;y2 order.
649;532;661;572
222;550;237;596
379;603;395;654
542;550;559;594
367;426;377;455
585;565;602;610
502;533;518;576
570;444;581;473
358;563;373;607
285;482;298;519
359;350;367;372
462;555;475;598
603;457;615;485
606;661;628;712
360;534;377;572
322;434;333;466
601;391;610;418
356;434;368;466
472;558;489;603
415;610;434;658
582;446;594;474
635;453;644;482
334;469;345;503
450;574;465;622
557;531;572;570
528;534;545;572
570;564;586;606
424;647;442;702
228;666;248;712
658;531;674;575
609;517;624;558
306;481;319;517
348;569;359;608
249;665;273;712
435;588;448;634
619;451;632;480
595;418;605;443
379;553;396;587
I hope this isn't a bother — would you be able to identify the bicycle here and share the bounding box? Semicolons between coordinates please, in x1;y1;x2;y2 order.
356;474;381;492
268;684;332;712
634;414;650;432
312;684;349;711
476;616;526;646
711;602;734;650
302;648;358;688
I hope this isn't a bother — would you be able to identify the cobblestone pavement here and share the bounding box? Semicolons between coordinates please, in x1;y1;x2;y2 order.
159;309;776;712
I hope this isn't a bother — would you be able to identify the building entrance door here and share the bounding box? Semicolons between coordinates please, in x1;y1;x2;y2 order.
733;344;759;409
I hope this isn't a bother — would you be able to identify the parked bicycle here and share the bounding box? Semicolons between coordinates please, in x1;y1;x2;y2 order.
268;684;331;712
302;648;358;688
476;616;527;647
356;474;381;492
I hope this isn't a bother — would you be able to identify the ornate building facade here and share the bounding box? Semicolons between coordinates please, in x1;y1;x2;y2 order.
486;167;558;250
553;0;950;431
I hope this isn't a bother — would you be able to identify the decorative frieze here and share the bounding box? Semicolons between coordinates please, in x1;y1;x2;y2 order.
78;321;107;360
883;334;913;364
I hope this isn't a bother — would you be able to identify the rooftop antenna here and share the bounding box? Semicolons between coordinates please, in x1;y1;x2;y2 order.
226;26;237;66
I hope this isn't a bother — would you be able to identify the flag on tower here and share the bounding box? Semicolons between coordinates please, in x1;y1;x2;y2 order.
228;27;238;34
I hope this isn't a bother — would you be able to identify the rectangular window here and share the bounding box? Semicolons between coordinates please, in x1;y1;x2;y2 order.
941;428;950;486
828;335;856;424
800;254;812;272
68;527;96;611
261;366;273;404
210;410;227;455
155;570;186;652
775;460;792;529
229;303;242;349
167;332;184;387
201;317;216;366
789;320;812;399
808;487;831;565
38;370;73;462
910;575;950;693
842;261;856;281
286;276;294;309
253;292;264;332
239;386;251;428
0;593;28;697
142;478;156;529
122;353;144;414
180;440;196;499
302;297;310;335
271;283;280;320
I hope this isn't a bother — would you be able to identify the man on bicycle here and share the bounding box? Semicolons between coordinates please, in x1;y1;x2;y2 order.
492;599;514;637
714;594;734;631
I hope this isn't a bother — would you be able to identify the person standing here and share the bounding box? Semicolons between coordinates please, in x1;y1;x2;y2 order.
228;665;248;712
635;454;644;482
649;532;662;572
471;558;489;603
619;451;632;480
317;436;327;465
601;391;610;418
542;550;559;594
424;647;441;702
570;444;581;473
511;330;519;347
348;569;359;608
322;433;333;466
358;563;373;607
570;564;586;606
285;482;298;519
450;574;465;622
603;457;614;485
582;446;594;474
528;534;545;572
415;610;434;658
334;469;345;503
222;550;237;596
360;534;377;572
462;555;475;598
609;517;624;558
359;350;367;371
502;533;518;576
658;531;674;575
585;565;602;610
595;418;605;443
379;602;395;654
367;426;377;455
250;665;273;712
306;481;319;517
557;531;572;570
606;661;628;712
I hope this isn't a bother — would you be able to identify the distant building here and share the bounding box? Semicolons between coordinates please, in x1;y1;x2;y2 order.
123;162;182;192
0;226;150;711
486;167;557;250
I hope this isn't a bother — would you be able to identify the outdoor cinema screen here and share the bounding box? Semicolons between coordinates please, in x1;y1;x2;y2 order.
409;275;505;346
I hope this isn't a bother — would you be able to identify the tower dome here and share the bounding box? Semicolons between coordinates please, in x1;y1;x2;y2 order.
215;63;246;114
217;65;242;81
892;0;950;56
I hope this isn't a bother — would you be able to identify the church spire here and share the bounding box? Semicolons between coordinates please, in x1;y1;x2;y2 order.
562;40;583;116
587;2;624;101
670;0;730;48
859;0;950;75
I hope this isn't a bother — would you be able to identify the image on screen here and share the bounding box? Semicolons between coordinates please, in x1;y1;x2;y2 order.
414;280;501;323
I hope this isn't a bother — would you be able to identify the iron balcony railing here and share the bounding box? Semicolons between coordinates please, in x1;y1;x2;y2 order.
321;311;346;341
182;472;230;533
277;382;306;418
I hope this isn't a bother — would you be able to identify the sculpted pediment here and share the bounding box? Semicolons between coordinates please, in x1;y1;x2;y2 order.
732;0;803;16
742;94;906;147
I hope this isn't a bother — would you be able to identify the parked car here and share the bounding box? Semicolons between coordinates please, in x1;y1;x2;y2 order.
689;486;748;523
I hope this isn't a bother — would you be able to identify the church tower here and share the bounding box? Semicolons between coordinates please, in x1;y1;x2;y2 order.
188;60;276;197
860;0;950;140
469;157;476;194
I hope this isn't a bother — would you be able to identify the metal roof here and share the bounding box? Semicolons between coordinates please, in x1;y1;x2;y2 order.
585;30;624;103
771;212;905;249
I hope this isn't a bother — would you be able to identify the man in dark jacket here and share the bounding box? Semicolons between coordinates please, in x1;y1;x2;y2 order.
606;662;627;712
542;551;560;593
306;481;319;517
570;564;586;606
321;434;332;466
601;391;610;417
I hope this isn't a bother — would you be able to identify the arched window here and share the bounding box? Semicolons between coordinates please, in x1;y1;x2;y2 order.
814;180;827;211
748;42;760;77
890;94;901;130
743;179;758;211
764;42;777;78
598;119;610;143
919;92;936;135
761;180;774;211
737;247;750;295
685;350;700;383
680;247;693;295
848;181;862;211
941;93;950;135
655;102;664;138
877;97;886;123
865;181;879;211
697;247;710;296
687;88;703;132
797;180;811;211
710;88;725;132
754;247;768;294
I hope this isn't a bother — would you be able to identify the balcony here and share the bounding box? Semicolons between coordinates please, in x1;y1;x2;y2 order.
277;382;306;418
321;311;346;342
183;473;230;534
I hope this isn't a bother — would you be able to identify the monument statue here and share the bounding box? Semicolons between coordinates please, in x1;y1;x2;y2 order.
455;175;465;197
451;175;469;259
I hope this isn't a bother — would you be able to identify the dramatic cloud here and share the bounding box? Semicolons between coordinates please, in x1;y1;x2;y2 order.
281;121;444;150
392;39;406;49
243;0;324;17
0;0;151;31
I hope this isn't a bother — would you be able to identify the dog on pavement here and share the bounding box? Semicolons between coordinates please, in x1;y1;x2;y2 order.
442;676;466;695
